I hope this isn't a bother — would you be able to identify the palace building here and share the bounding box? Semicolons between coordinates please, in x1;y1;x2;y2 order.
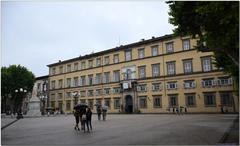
47;34;239;114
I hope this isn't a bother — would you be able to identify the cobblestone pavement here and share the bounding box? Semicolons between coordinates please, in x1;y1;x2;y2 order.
1;114;238;145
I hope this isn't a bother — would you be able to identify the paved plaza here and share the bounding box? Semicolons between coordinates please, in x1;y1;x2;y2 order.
1;114;238;145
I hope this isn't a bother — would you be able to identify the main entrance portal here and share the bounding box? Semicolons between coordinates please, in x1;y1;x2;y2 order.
125;95;133;113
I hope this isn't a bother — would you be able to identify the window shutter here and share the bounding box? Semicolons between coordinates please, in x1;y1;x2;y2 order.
212;80;216;86
192;81;196;88
166;84;170;89
183;83;186;88
217;79;221;85
152;85;155;91
201;81;205;87
228;78;233;85
175;83;178;89
145;86;148;91
137;86;141;91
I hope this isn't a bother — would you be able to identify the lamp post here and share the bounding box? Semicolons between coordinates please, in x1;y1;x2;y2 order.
39;95;47;115
72;91;78;105
15;88;27;119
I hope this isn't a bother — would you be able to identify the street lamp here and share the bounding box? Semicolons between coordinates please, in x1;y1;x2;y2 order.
39;95;47;115
72;91;79;105
15;88;27;119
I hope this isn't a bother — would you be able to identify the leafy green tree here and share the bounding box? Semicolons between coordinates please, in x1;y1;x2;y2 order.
167;1;239;92
1;65;35;113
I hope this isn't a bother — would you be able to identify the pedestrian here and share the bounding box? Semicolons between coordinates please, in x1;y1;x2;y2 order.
74;108;80;131
102;105;108;121
81;108;87;133
97;106;102;121
86;107;92;132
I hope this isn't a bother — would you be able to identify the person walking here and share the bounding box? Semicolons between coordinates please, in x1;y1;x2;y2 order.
74;108;81;131
97;106;102;121
102;105;108;121
81;108;87;133
86;107;92;132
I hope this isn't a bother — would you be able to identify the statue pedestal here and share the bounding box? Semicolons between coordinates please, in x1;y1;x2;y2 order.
27;96;41;116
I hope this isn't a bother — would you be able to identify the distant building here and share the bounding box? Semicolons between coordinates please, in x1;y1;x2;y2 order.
47;34;239;114
31;75;49;114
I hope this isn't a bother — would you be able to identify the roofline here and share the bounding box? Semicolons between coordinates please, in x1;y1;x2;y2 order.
36;75;49;80
47;34;175;67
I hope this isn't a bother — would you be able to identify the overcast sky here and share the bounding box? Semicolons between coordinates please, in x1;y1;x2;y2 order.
2;1;174;77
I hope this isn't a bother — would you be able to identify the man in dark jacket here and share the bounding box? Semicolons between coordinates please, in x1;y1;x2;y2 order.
86;107;92;132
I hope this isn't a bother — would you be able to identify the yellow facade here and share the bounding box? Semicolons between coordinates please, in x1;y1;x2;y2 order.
47;35;239;114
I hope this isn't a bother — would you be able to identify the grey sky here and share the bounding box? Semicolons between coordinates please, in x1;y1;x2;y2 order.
2;1;174;77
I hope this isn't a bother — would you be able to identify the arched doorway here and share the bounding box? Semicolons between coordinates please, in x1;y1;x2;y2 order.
125;95;133;113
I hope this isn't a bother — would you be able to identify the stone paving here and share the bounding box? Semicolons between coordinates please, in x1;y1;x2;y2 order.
1;114;238;145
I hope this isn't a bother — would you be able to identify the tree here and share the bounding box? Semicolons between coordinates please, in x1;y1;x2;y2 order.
1;65;35;114
167;1;239;91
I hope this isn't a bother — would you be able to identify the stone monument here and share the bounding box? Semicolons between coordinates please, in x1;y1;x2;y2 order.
27;84;41;116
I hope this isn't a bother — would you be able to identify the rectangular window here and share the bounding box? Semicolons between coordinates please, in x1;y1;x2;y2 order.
220;92;232;106
66;92;71;99
112;87;121;94
66;64;71;73
66;101;71;111
124;69;133;80
138;66;146;79
88;99;94;110
151;45;159;56
88;60;93;68
182;39;190;50
153;95;162;108
169;94;178;107
58;79;63;88
152;83;161;91
52;67;56;75
103;72;110;83
166;82;178;89
80;99;86;104
96;100;102;106
185;94;196;107
184;80;196;89
204;93;216;106
58;93;63;99
73;77;78;87
96;58;101;67
218;77;233;86
51;101;55;108
51;94;55;100
59;66;63;74
152;63;160;77
81;61;86;70
80;91;86;97
113;54;119;63
95;73;102;84
113;70;120;82
183;59;193;74
104;56;110;65
96;89;102;96
139;96;147;108
104;88;110;95
74;63;78;71
166;42;174;53
87;90;94;97
166;61;176;75
202;78;216;87
201;57;212;72
138;48;145;59
125;50;132;61
66;78;71;88
80;76;86;86
51;80;56;89
104;99;111;109
137;84;147;92
114;98;120;109
88;75;93;85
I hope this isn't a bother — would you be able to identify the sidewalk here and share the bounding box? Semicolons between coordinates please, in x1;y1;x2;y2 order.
1;117;18;130
219;116;239;145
